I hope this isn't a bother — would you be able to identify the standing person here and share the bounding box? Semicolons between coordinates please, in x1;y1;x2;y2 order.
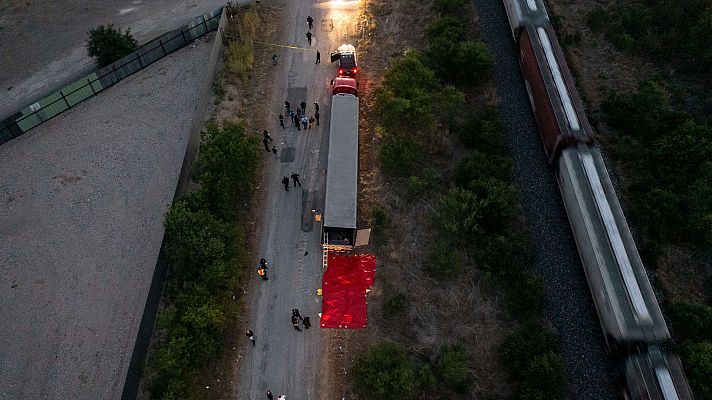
282;176;290;191
266;390;274;400
301;115;308;130
296;107;302;118
291;173;302;187
245;330;255;346
303;316;311;329
257;264;268;280
306;31;312;45
271;54;278;65
315;110;320;126
291;315;302;331
278;113;285;128
300;101;307;113
260;258;268;268
263;130;273;142
308;116;315;129
315;50;320;64
307;15;313;30
290;110;297;126
292;308;303;322
314;102;320;112
284;101;290;113
272;146;278;158
262;137;270;152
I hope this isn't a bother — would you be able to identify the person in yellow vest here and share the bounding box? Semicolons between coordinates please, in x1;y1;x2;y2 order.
257;258;268;281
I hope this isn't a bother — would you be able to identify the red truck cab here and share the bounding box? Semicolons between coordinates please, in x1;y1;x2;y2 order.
332;77;358;96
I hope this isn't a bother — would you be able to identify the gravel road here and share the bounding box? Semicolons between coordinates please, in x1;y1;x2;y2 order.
0;0;225;117
233;0;361;399
471;1;615;398
0;36;214;400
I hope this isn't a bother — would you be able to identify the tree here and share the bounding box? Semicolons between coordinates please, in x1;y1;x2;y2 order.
378;135;424;176
454;151;511;187
500;322;558;380
86;24;138;68
433;187;485;242
352;342;416;399
519;351;567;400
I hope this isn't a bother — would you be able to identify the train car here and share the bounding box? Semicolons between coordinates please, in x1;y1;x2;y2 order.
557;146;670;350
503;0;550;39
621;345;694;400
517;23;594;164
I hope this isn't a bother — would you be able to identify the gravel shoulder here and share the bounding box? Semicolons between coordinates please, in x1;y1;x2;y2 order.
0;36;214;400
471;1;615;398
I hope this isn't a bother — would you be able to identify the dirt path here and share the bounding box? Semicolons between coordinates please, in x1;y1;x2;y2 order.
233;1;361;399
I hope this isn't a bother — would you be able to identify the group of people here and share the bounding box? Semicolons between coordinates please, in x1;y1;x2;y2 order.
281;101;320;132
248;15;326;400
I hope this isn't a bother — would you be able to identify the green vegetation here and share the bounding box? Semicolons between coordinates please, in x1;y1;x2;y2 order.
501;323;567;399
436;345;469;391
668;302;712;342
681;341;712;399
147;122;257;399
371;205;391;233
86;24;138;68
588;0;712;70
357;0;568;397
424;239;463;279
352;342;417;399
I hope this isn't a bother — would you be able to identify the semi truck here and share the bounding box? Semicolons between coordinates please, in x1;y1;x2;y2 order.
323;77;359;252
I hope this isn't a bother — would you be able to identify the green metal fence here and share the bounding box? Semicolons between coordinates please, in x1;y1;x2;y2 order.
0;5;224;146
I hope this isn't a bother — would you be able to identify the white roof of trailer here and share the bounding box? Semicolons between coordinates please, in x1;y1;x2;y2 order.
656;367;680;400
537;27;581;131
580;152;652;323
324;94;359;229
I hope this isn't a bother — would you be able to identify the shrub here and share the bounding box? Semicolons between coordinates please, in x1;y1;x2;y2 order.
437;345;469;391
500;322;558;380
454;151;511;187
378;135;424;176
668;302;712;342
504;271;545;318
455;107;505;152
476;230;532;275
86;24;138;68
681;341;712;399
406;170;437;201
416;364;437;392
518;351;568;400
383;292;408;314
426;40;492;86
424;239;463;279
467;177;518;232
433;187;485;242
352;342;417;399
426;16;466;43
586;7;609;32
371;205;390;233
432;0;467;16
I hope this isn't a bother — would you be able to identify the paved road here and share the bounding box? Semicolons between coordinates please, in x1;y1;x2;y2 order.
472;1;615;398
234;0;360;399
0;36;214;400
0;0;225;117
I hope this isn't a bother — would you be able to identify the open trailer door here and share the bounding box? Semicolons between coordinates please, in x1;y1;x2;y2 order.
354;228;371;247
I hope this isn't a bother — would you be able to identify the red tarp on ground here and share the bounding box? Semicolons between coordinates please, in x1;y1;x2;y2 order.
321;253;376;329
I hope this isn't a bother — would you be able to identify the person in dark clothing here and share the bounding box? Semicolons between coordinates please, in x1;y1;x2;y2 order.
290;111;297;126
300;101;307;113
272;146;278;157
272;54;278;65
306;31;312;45
292;309;303;321
315;111;320;125
291;315;302;331
303;316;311;329
296;107;301;118
260;258;268;268
266;390;274;400
316;50;320;64
263;130;273;141
308;116;315;129
307;15;313;30
278;113;285;128
282;176;290;191
245;330;255;346
314;102;319;112
291;173;301;187
262;137;270;152
284;101;290;113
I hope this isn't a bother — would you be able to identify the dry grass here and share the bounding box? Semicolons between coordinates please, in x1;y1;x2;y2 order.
225;5;261;83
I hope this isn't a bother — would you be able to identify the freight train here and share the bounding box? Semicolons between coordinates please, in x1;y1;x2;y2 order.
502;1;694;398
